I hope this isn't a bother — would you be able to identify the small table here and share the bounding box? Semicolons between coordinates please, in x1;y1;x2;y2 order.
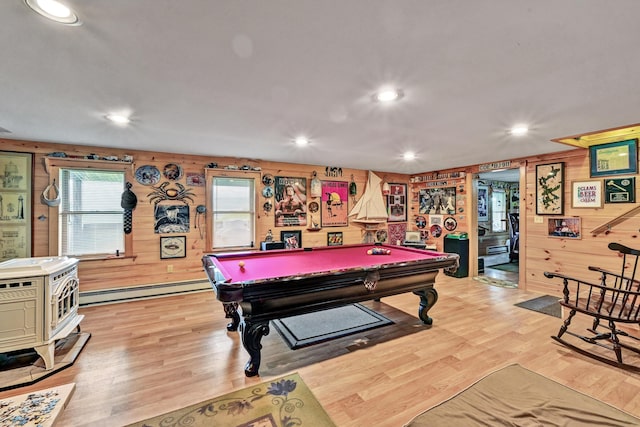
202;244;459;376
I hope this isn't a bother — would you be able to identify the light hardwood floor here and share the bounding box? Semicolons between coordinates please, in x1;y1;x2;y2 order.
2;273;640;426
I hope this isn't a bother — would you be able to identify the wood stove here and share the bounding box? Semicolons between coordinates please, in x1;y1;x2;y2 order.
0;256;83;370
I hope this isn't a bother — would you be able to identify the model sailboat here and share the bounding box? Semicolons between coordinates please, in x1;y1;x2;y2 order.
349;171;388;228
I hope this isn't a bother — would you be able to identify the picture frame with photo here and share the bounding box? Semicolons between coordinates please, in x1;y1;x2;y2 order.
281;230;302;249
386;183;407;222
327;231;343;246
274;176;307;227
536;162;564;215
547;217;581;239
419;187;456;215
160;236;186;259
571;180;603;208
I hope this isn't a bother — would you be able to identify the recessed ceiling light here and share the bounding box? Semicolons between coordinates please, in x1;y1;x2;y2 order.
510;125;529;136
294;136;310;146
373;88;404;103
24;0;81;25
106;114;131;125
403;151;415;161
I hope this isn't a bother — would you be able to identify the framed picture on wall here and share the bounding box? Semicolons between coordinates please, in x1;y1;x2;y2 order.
0;151;32;261
386;183;407;222
160;236;186;259
536;162;564;215
321;180;349;227
571;180;603;208
281;230;302;249
274;176;307;227
604;177;636;203
327;231;343;246
547;217;581;239
477;185;489;222
589;139;638;177
418;187;456;215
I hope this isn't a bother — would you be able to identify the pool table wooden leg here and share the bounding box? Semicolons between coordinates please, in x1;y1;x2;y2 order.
223;302;240;331
240;318;270;377
414;287;438;326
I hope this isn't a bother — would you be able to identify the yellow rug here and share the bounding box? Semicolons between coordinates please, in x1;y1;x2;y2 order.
126;372;336;427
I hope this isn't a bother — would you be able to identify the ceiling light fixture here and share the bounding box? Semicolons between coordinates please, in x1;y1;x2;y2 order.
294;136;310;146
106;114;131;125
510;125;529;136
25;0;81;25
403;151;415;161
373;88;404;103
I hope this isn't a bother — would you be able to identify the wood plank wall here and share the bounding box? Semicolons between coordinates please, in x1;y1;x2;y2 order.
1;138;408;292
4;137;640;297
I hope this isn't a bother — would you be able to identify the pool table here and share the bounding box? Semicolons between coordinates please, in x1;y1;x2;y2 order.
202;243;459;376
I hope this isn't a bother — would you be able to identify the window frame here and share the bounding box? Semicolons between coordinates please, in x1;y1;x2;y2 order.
46;158;133;260
205;169;259;252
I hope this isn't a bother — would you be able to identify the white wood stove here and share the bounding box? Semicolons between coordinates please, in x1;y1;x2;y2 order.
0;256;83;370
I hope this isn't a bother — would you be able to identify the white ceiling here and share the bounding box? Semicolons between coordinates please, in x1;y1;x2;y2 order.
2;1;640;174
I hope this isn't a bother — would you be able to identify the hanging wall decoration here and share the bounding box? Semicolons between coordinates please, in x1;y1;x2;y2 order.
120;182;138;234
163;163;183;181
154;204;190;234
135;165;161;186
280;230;302;249
386;183;407;222
321;180;349;227
274;176;307;227
536;162;564;215
605;177;636;203
147;182;195;233
147;182;195;206
310;171;322;198
186;172;205;186
0;151;32;261
160;236;186;259
419;187;456;215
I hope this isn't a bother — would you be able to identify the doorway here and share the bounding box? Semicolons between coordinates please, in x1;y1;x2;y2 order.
475;169;520;284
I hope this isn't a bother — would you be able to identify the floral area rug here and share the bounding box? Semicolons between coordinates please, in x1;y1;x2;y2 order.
126;373;336;427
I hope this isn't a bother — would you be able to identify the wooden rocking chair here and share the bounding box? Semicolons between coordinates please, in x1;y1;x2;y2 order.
544;243;640;371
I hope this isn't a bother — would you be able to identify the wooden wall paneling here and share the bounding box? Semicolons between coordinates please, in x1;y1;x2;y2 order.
6;135;640;299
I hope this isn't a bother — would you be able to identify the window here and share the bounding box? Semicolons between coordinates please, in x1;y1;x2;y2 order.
491;189;507;233
210;175;256;249
58;168;125;256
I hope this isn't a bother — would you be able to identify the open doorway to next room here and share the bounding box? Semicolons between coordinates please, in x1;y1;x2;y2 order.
476;169;519;284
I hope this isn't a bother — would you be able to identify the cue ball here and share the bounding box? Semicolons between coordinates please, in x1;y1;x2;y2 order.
238;261;245;268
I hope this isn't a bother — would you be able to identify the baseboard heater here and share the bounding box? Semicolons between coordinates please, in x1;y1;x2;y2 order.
79;280;211;307
487;245;509;255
